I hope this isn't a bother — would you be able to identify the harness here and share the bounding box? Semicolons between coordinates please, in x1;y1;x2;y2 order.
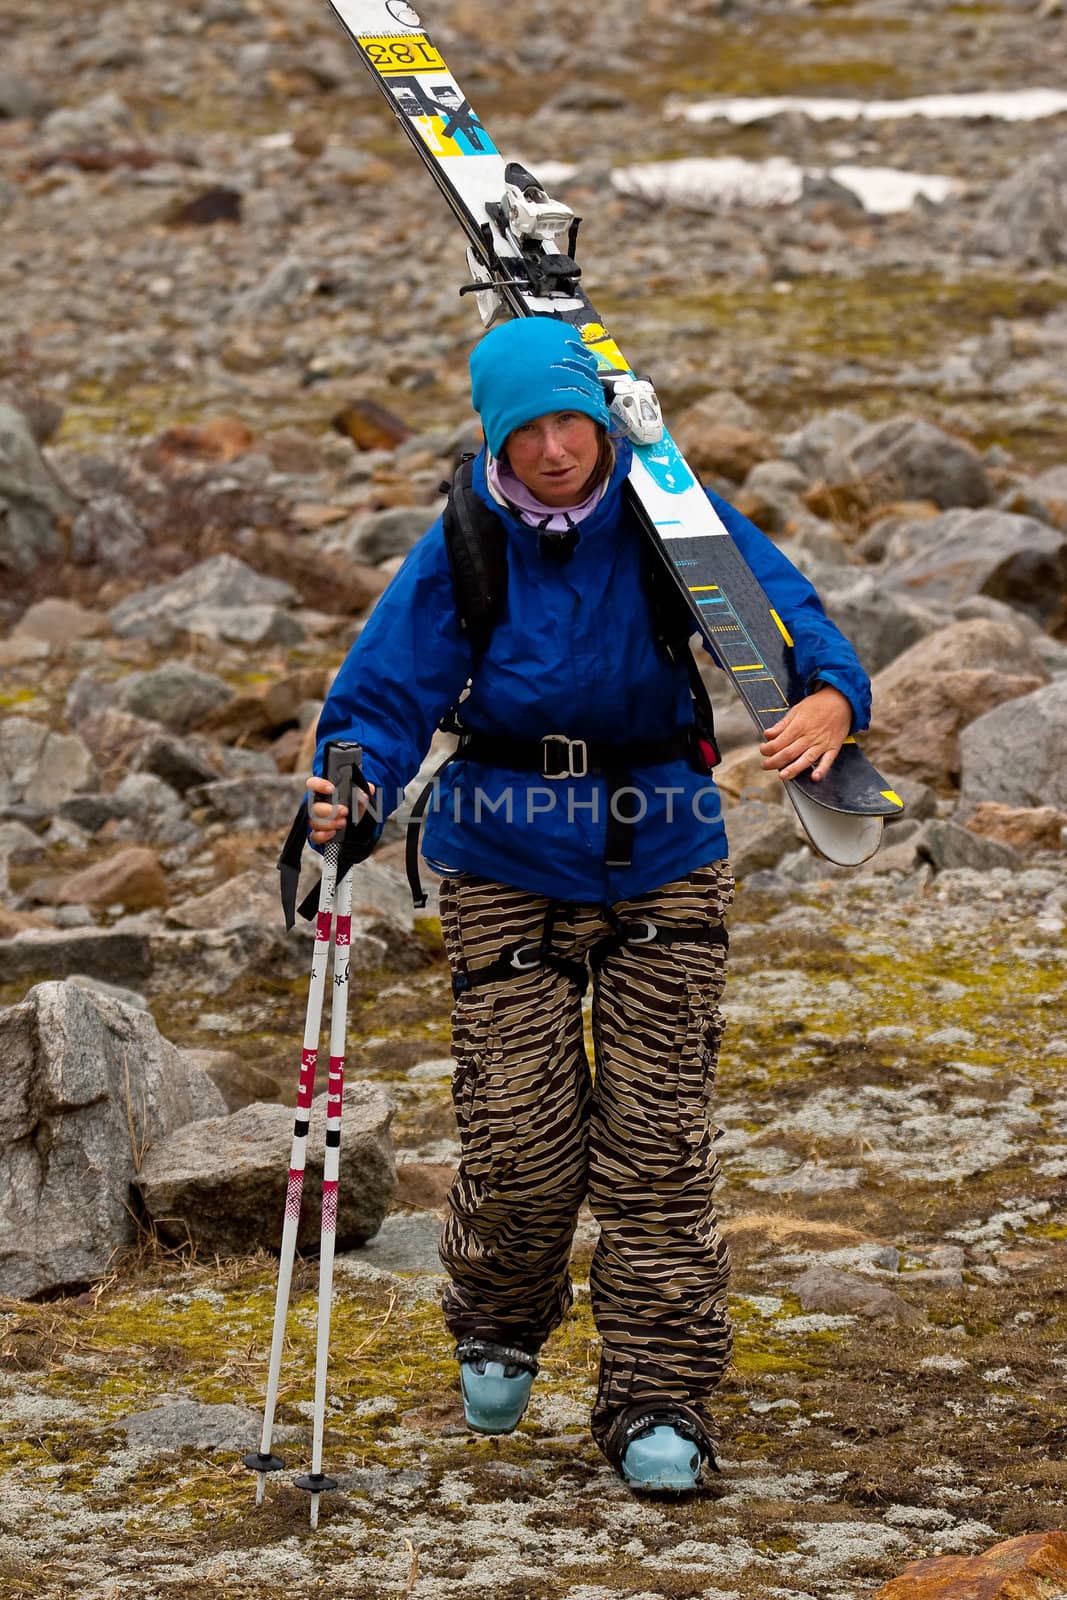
405;455;721;907
451;899;729;1000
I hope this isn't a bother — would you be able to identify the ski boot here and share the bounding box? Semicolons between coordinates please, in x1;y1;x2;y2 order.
615;1409;716;1494
456;1339;539;1436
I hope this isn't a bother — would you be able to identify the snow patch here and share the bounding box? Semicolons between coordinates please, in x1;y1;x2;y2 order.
611;157;960;215
671;89;1067;126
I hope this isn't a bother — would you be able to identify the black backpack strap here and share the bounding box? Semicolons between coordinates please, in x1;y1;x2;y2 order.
442;454;509;657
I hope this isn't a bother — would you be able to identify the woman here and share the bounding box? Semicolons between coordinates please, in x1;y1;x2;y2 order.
307;316;868;1492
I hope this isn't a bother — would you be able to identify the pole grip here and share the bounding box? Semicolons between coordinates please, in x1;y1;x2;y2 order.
324;740;363;818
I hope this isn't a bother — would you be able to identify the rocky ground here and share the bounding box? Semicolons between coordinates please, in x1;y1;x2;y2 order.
1;0;1066;1594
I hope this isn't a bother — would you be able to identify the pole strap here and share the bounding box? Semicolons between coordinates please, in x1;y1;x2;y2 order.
277;749;373;931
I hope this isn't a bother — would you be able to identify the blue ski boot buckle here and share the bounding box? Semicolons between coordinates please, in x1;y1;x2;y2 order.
618;1412;712;1494
456;1339;538;1436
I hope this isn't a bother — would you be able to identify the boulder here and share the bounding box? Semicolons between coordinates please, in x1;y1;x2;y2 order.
1024;463;1067;531
69;493;148;569
722;797;800;877
13;598;106;644
872;1530;1067;1600
712;745;785;808
0;69;53;120
865;621;1048;790
958;680;1067;814
819;571;941;676
53;847;169;913
964;801;1067;853
780;408;866;481
331;398;412;451
192;774;305;833
342;505;439;565
880;509;1067;633
0;717;95;808
136;1085;397;1254
0;927;153;987
836;417;989;510
0;982;225;1298
0;402;77;580
166;868;283;932
969;137;1067;266
792;1264;924;1325
917;820;1020;874
115;663;235;733
107;554;296;644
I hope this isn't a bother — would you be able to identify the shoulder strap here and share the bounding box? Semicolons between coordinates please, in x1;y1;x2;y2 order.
442;454;509;658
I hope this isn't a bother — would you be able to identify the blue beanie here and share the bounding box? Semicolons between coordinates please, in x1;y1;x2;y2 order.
469;317;612;458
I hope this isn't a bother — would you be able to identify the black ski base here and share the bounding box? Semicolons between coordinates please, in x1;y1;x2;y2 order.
294;1472;338;1495
244;1451;285;1474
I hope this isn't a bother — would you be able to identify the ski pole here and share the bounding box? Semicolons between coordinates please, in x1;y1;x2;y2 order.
245;742;362;1510
293;835;354;1527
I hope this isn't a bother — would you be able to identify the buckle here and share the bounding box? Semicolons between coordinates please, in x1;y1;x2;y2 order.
542;733;588;779
508;942;543;971
622;919;658;945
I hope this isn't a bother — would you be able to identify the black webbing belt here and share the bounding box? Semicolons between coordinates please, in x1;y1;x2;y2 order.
452;902;729;999
458;726;697;875
405;727;701;908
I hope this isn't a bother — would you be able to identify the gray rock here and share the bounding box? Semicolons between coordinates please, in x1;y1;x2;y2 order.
120;1399;262;1454
0;69;52;121
181;603;305;648
65;974;149;1010
958;680;1067;814
881;510;1067;632
838;417;989;510
137;1086;397;1255
108;554;295;643
230;254;309;318
41;91;131;141
0;926;153;988
116;663;234;734
750;1161;862;1197
792;1264;924;1325
865;619;1046;791
0;717;95;808
820;571;941;675
781;409;866;481
0;981;225;1298
192;774;304;833
0;403;77;579
342;505;438;565
917;820;1020;874
970;136;1067;267
353;1212;444;1276
146;924;301;996
135;732;221;795
165;868;282;932
69;493;148;569
722;798;799;878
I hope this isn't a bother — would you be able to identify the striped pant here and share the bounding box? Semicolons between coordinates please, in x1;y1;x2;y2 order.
438;861;734;1462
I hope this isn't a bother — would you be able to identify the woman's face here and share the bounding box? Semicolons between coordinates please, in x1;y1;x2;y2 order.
505;411;601;506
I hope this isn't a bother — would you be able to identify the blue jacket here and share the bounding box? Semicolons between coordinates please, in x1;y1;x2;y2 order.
315;443;871;903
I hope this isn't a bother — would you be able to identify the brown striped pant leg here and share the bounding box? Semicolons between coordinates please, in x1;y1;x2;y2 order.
587;860;734;1463
438;874;592;1353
